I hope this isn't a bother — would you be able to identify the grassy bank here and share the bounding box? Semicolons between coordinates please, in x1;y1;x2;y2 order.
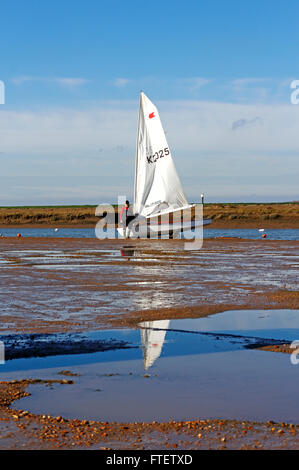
0;202;298;228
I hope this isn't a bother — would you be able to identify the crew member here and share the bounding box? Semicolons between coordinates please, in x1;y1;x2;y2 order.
120;200;135;237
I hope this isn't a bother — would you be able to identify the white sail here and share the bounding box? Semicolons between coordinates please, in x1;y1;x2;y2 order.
134;92;189;218
140;320;170;370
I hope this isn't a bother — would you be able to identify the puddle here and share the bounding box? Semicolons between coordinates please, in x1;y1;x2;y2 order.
0;309;299;424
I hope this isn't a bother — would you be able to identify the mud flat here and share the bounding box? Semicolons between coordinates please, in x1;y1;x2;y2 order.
0;237;298;333
0;237;298;449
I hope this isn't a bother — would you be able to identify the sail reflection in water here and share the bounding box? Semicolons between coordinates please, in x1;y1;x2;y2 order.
140;320;170;370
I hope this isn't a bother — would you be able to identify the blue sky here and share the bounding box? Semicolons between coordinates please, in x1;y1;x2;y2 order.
0;0;299;204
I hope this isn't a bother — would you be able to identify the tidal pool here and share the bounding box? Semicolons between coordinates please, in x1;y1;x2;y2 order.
0;309;298;424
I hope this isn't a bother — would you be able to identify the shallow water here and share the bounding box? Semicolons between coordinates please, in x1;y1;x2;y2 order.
1;227;299;240
1;309;299;423
0;240;298;333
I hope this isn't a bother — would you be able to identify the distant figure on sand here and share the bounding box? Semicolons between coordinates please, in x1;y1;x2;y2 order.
120;200;136;238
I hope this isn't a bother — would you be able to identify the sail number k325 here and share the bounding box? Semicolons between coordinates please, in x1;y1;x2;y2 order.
146;147;169;164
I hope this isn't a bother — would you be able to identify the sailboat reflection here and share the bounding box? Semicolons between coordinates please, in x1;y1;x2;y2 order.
139;320;170;370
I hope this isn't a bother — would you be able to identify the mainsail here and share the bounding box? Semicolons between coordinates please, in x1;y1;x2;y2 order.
134;92;190;218
140;320;170;370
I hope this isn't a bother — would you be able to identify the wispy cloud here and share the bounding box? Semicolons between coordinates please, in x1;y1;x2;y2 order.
231;78;269;87
11;76;89;88
11;76;35;86
114;78;131;88
177;77;211;92
230;77;275;103
54;78;89;87
0;99;298;203
1;99;299;157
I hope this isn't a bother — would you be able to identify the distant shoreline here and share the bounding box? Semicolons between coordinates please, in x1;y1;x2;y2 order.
0;202;298;229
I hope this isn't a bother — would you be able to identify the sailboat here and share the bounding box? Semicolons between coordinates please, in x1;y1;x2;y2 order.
118;92;211;238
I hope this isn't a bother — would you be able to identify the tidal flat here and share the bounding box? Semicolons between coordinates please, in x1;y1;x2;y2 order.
0;237;298;449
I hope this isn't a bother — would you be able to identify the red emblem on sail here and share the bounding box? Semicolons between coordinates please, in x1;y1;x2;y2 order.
149;112;155;119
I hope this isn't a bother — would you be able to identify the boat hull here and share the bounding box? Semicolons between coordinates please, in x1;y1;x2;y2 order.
117;218;212;238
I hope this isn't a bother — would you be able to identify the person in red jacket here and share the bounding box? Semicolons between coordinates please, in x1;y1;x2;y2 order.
120;200;135;238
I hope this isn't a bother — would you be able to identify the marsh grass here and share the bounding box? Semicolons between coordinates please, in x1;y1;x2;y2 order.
0;203;298;227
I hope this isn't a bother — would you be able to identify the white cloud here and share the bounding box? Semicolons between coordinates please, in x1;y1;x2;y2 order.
114;78;131;88
54;78;89;87
0;99;298;202
11;76;35;86
11;76;89;88
0;101;299;155
1;99;299;156
228;77;293;104
231;78;269;87
176;77;211;92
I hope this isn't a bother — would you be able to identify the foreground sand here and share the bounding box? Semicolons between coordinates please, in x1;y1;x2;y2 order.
0;378;298;450
0;237;298;449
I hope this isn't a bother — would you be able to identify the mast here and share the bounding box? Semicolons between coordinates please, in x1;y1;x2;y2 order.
133;92;142;213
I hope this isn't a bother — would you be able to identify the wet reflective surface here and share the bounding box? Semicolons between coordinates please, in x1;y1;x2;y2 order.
0;238;298;333
0;309;298;423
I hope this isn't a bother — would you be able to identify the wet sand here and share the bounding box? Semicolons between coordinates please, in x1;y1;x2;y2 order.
0;379;298;450
0;237;298;334
0;237;298;449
